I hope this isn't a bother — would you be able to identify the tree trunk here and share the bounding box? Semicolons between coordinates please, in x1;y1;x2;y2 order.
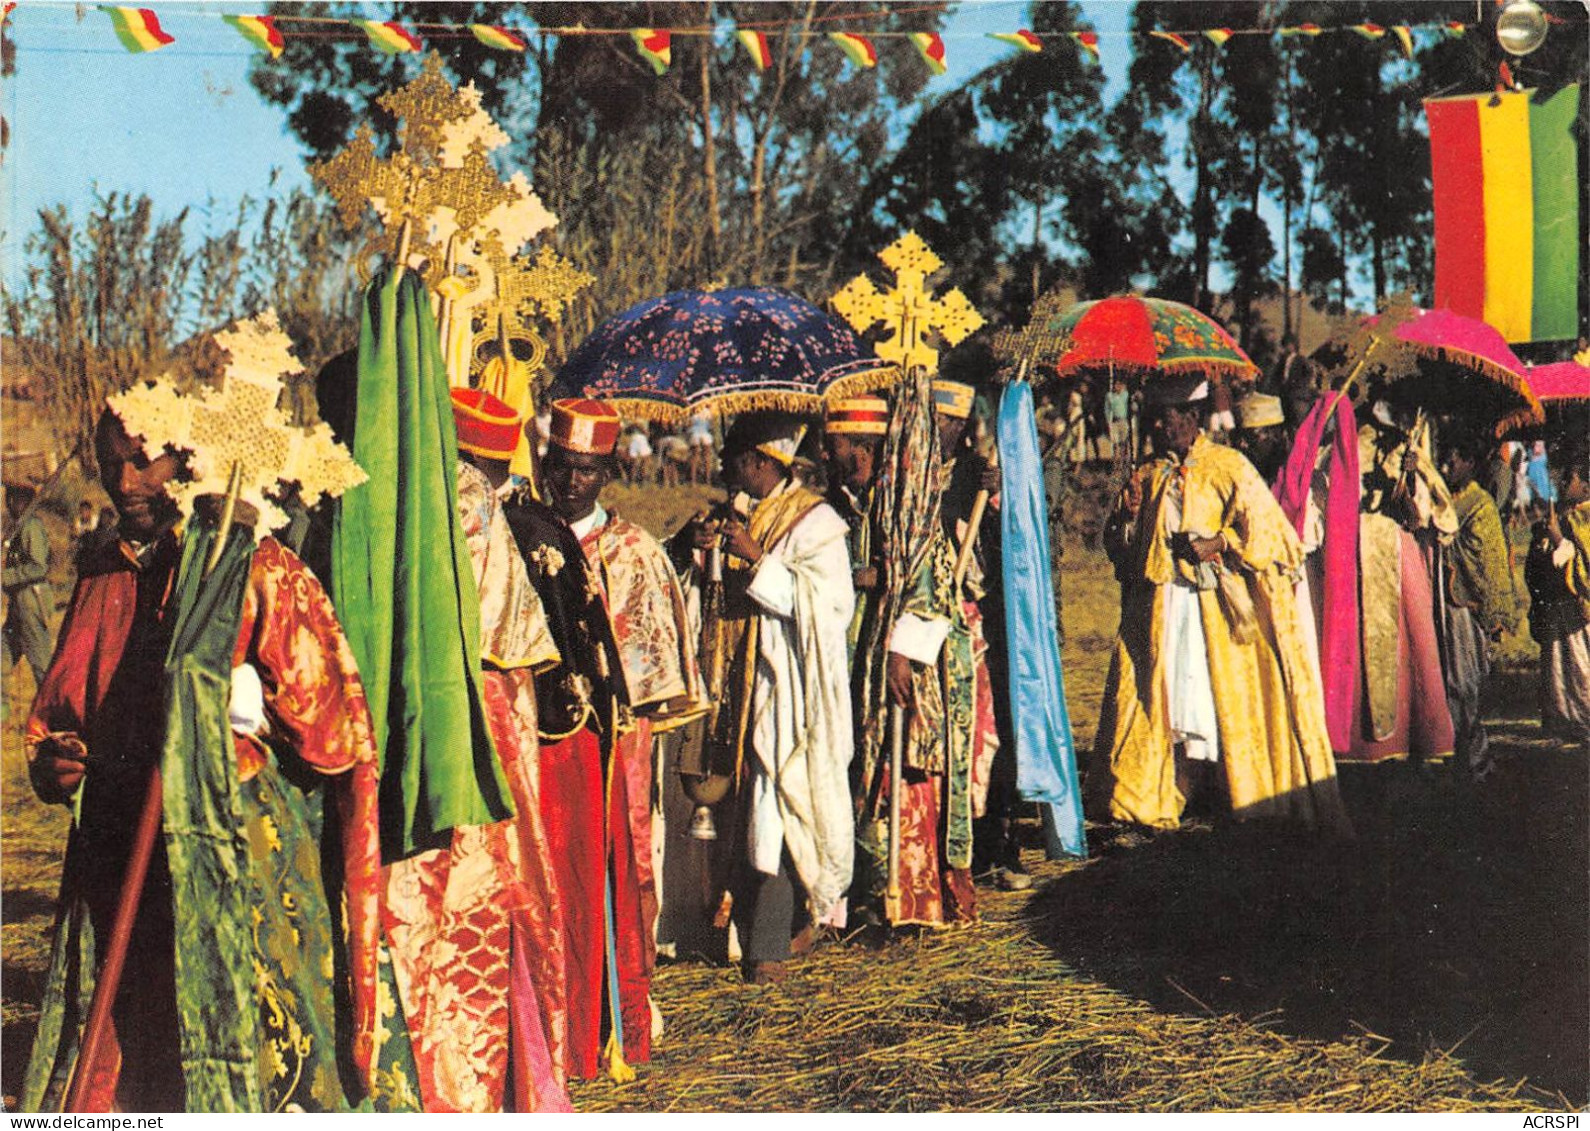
699;1;720;277
1191;54;1216;309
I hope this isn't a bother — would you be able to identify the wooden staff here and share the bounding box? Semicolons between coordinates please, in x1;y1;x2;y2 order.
64;464;243;1112
885;702;905;923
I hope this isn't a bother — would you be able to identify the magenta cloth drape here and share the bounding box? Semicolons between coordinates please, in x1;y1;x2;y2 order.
1275;392;1360;752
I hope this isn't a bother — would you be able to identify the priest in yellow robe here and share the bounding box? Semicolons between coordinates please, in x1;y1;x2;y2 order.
1090;376;1351;836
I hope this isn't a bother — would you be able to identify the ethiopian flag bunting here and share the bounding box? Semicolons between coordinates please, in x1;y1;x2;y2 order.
910;32;947;75
631;28;670;74
1277;23;1322;37
470;24;526;52
223;14;284;58
1150;30;1192;52
988;29;1042;53
1204;27;1234;46
1425;85;1581;343
355;19;421;54
100;6;174;52
1072;31;1099;60
1352;22;1386;39
830;31;877;68
737;28;772;71
1392;26;1414;58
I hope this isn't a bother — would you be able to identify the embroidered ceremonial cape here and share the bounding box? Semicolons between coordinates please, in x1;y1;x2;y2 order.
23;530;391;1112
1092;434;1350;834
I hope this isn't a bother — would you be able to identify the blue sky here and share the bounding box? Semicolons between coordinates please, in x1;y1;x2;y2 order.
1;1;1135;290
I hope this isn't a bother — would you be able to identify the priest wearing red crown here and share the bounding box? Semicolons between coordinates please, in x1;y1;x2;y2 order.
497;403;645;1081
542;398;707;1034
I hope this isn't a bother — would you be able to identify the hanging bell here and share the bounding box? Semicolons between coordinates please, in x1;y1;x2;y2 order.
688;804;719;841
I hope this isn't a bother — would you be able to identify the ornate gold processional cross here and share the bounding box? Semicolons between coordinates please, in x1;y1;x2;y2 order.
107;312;367;533
307;53;521;276
991;289;1073;378
831;232;985;372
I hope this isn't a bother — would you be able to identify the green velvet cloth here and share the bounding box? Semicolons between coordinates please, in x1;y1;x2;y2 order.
329;264;512;862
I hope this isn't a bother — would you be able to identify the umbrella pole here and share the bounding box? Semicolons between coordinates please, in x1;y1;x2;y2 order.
64;464;243;1112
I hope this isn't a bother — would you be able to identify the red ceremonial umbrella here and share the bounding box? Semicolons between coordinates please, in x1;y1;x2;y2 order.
1048;295;1260;384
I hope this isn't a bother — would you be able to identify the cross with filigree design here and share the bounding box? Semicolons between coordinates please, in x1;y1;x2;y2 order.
831;232;985;372
308;53;520;274
991;289;1072;379
486;242;594;329
107;313;366;532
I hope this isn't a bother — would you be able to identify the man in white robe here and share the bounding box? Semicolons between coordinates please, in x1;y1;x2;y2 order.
680;413;855;983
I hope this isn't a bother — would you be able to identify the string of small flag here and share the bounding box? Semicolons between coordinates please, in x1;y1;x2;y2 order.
14;6;1508;70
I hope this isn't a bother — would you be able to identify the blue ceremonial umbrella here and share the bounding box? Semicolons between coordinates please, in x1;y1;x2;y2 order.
550;286;893;425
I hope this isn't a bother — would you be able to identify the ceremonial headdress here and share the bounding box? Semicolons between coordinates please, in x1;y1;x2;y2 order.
1142;374;1210;407
724;412;808;467
826;396;889;436
932;380;975;420
450;387;523;461
1237;392;1285;429
549;397;622;455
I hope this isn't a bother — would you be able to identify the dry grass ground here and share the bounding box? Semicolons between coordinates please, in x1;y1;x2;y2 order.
2;475;1585;1112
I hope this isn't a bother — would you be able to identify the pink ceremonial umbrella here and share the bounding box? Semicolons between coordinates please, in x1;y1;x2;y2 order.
1528;360;1590;405
1364;307;1544;434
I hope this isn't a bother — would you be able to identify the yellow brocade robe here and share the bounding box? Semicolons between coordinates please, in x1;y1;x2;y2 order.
1092;435;1350;833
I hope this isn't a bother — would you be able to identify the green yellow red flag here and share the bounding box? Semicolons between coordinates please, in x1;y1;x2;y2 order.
1426;85;1582;343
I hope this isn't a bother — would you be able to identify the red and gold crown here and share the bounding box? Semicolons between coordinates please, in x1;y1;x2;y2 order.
549;397;622;455
451;387;524;461
826;396;889;436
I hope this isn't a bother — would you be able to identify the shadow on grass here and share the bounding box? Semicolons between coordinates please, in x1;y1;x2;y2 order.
1026;729;1588;1106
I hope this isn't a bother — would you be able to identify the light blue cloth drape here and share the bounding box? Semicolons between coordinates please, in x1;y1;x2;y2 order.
998;381;1087;859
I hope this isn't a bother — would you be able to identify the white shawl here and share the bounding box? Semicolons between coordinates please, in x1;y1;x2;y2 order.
742;492;857;920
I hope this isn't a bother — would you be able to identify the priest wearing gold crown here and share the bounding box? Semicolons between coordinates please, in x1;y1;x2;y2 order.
21;398;389;1112
540;398;705;1018
677;412;856;983
1091;374;1351;837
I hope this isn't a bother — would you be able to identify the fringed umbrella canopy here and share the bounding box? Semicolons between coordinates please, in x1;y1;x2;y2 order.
1047;295;1260;383
550;286;896;426
1529;360;1590;404
1365;307;1544;434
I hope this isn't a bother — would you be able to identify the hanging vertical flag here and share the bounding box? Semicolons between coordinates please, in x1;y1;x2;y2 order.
1392;26;1414;58
829;32;877;68
1072;31;1099;61
1425;85;1581;343
100;6;175;52
1352;22;1387;40
1277;23;1322;38
1204;27;1234;46
223;14;284;58
737;27;772;71
354;19;421;54
630;28;671;74
909;31;947;75
470;24;526;52
988;30;1042;53
1150;30;1192;53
